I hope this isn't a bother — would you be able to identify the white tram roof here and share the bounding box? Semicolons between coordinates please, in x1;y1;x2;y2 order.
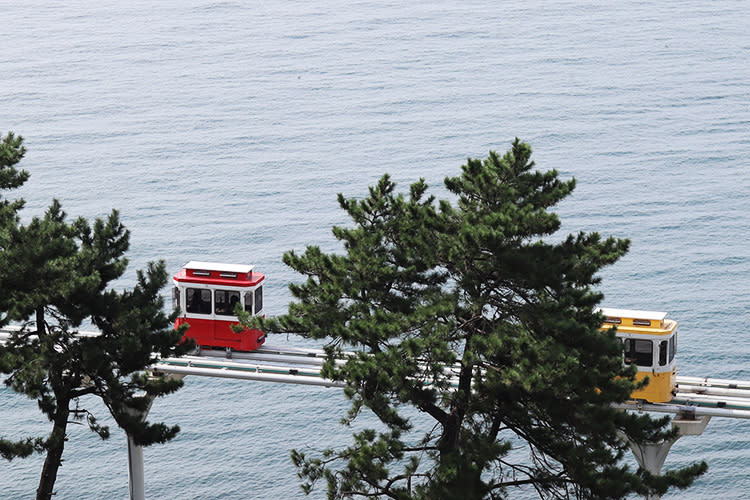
598;307;667;321
183;261;255;274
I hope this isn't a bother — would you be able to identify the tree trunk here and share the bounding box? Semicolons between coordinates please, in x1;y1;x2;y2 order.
36;398;70;500
434;348;485;498
440;355;473;453
35;305;70;500
35;305;45;337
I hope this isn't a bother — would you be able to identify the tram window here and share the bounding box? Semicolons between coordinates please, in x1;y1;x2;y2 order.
624;338;653;367
659;340;668;366
186;288;211;314
254;286;263;315
623;339;633;365
215;290;240;316
669;335;676;363
244;292;253;314
172;287;180;311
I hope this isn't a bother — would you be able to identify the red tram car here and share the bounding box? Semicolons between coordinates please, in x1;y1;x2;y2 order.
172;261;265;351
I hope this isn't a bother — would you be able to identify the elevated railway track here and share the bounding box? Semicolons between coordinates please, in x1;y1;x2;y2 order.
5;325;750;417
4;327;750;500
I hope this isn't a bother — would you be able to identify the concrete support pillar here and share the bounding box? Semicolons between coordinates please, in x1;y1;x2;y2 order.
126;397;154;500
628;434;679;476
127;374;185;500
624;413;711;500
127;433;147;500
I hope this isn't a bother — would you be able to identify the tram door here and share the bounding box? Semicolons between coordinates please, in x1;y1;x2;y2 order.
213;288;241;344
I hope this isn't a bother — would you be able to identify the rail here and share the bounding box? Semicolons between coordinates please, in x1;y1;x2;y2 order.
4;327;750;417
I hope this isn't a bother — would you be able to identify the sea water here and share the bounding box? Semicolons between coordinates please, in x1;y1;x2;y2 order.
1;1;749;498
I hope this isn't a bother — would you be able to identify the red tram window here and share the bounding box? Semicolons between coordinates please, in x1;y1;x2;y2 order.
254;286;263;314
215;290;240;316
186;288;211;314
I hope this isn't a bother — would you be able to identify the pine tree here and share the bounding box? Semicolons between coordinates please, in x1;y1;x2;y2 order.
0;131;29;322
242;139;707;499
0;132;192;500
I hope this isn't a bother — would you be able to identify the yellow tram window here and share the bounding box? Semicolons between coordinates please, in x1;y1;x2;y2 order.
658;340;668;366
669;335;676;363
624;338;653;367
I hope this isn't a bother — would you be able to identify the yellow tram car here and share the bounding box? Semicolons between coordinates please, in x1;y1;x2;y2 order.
599;308;677;403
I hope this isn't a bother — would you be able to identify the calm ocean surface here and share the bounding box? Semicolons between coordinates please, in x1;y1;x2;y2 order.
2;1;750;498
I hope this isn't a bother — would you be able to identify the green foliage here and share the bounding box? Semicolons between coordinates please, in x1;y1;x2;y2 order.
0;132;192;499
0;132;29;326
0;131;28;194
244;139;706;499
